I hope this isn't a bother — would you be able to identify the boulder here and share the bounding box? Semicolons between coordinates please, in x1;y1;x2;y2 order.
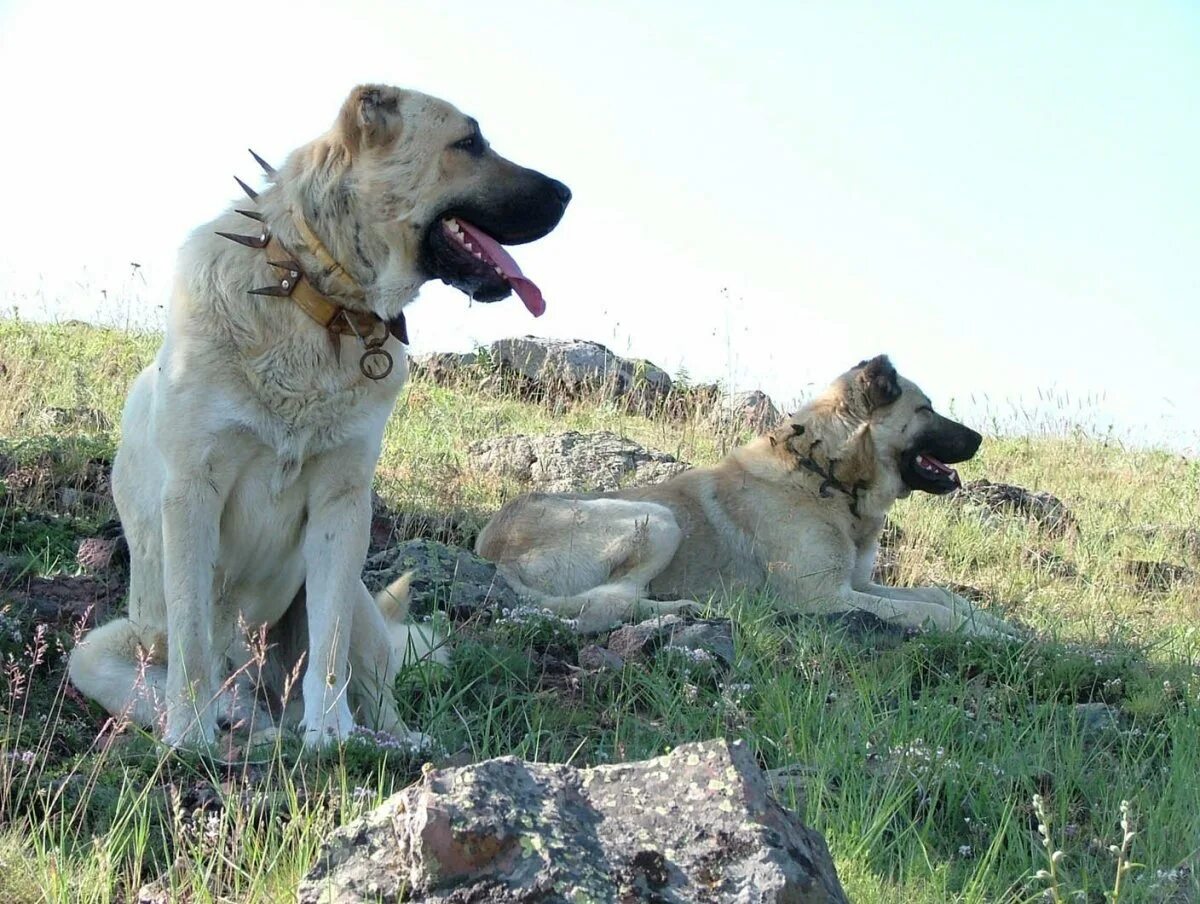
948;479;1077;537
713;389;782;435
491;336;673;408
412;337;675;414
298;738;848;903
468;431;688;494
1123;559;1194;592
362;539;521;619
606;614;736;668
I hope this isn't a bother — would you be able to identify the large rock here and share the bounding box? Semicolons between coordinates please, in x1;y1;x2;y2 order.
491;337;673;409
362;539;520;619
713;389;782;435
948;479;1077;537
412;338;675;414
468;431;688;493
298;738;848;903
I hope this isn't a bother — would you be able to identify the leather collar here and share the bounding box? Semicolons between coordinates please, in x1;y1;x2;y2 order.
222;208;407;379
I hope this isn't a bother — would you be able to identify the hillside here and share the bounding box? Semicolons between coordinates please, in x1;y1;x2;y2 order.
1;318;1198;902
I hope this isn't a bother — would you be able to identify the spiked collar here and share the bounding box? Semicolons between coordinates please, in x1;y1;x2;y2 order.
218;150;408;381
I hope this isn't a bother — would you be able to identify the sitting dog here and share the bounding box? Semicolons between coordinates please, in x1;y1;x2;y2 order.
68;83;570;747
477;356;1015;637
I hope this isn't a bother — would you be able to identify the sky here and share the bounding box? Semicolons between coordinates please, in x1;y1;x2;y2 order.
1;0;1197;452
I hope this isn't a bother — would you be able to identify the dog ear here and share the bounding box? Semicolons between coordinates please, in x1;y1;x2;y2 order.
338;85;402;153
856;355;901;410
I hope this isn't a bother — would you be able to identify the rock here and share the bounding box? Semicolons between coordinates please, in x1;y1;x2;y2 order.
492;336;673;410
413;338;675;414
578;644;625;671
468;431;689;494
56;487;108;512
765;763;818;814
74;519;129;573
75;538;119;572
945;582;989;604
1123;559;1194;593
1073;703;1123;743
714;389;782;435
948;480;1077;537
0;554;26;586
1022;547;1078;579
298;738;848;903
362;538;520;619
411;350;486;382
607;614;735;668
6;574;121;627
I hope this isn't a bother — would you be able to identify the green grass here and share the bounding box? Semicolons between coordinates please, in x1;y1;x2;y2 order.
0;317;1198;902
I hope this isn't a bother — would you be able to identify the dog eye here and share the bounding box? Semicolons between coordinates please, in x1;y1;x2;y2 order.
451;131;485;155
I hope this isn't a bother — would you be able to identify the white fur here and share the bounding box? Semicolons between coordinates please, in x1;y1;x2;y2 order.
66;83;544;749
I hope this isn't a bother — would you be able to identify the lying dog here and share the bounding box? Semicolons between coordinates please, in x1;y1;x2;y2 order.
477;356;1015;637
69;84;570;747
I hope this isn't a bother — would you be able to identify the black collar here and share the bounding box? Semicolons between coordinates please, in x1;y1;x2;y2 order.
799;440;866;518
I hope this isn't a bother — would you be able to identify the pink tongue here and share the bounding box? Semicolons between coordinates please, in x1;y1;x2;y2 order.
455;220;546;317
924;454;961;487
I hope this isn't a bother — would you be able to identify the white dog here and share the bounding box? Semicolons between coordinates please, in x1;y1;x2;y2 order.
68;84;570;747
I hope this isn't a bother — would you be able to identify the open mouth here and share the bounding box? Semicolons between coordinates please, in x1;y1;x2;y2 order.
914;453;960;488
899;447;965;495
424;216;546;316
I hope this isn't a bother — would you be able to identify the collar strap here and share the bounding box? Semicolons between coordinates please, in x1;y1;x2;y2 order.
249;237;408;379
291;209;362;298
216;181;408;379
798;440;865;518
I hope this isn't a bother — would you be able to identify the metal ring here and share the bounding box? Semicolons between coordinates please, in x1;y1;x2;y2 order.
359;347;394;380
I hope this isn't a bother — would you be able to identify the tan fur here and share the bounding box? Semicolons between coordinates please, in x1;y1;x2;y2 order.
68;84;565;749
478;358;1016;637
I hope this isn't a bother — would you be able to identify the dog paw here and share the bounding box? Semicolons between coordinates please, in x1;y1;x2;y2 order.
299;703;359;748
162;719;217;750
656;599;703;618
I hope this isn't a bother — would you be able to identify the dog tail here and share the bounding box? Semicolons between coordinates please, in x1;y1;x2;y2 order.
374;573;451;667
374;572;414;621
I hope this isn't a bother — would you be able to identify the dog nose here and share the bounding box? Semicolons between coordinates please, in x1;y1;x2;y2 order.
549;179;572;207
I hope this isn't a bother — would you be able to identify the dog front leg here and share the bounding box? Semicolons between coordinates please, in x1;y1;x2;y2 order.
301;481;371;747
826;586;1011;637
160;474;224;747
859;583;1018;637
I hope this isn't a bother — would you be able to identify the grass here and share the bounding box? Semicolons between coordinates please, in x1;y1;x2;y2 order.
1;316;1198;901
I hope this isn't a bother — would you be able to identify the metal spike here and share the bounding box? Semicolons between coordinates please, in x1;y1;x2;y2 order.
248;284;293;297
248;148;276;177
234;176;258;201
236;208;265;222
216;230;270;248
268;260;302;274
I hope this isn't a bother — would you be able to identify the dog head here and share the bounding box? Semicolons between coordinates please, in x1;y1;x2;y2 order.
773;355;982;498
282;84;570;318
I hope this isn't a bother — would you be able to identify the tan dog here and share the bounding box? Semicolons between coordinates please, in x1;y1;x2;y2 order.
68;84;570;748
477;356;1015;637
